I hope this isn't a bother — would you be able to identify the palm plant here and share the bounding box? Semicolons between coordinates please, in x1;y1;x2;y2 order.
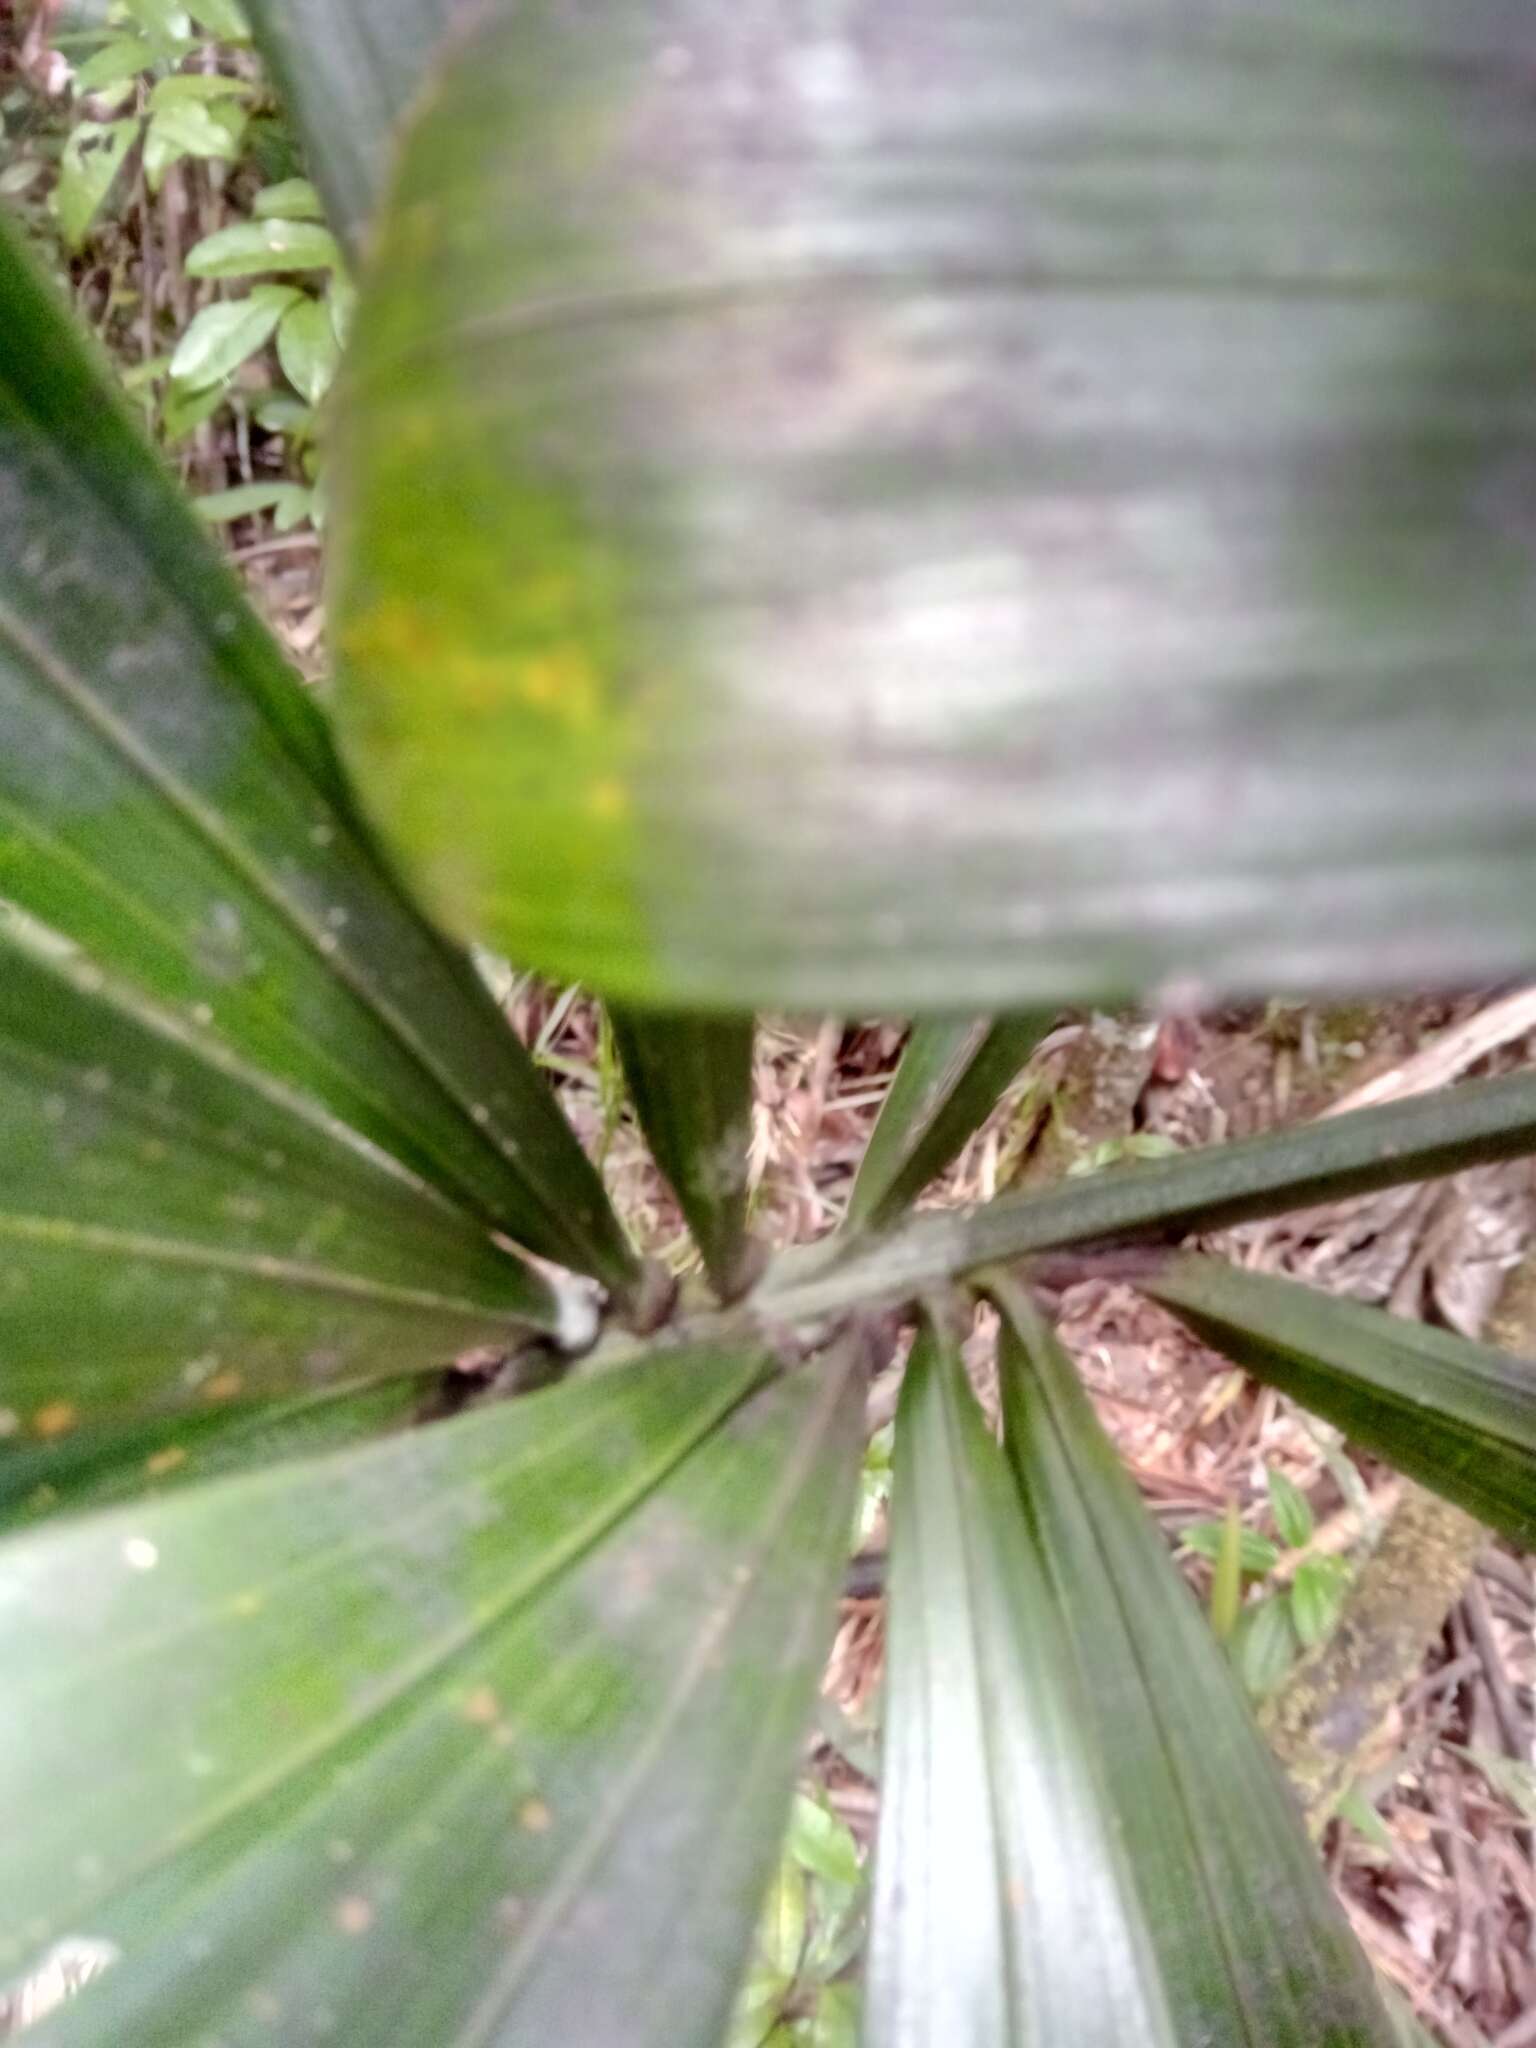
3;2;1535;2043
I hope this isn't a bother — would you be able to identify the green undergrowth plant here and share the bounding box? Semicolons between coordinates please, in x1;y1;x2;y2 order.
51;3;256;257
729;1793;867;2048
178;169;349;532
3;2;1536;2044
7;0;330;524
1183;1466;1353;1699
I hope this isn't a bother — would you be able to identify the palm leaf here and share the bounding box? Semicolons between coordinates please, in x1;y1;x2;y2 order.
0;218;639;1295
1147;1253;1536;1548
774;1068;1536;1320
0;1336;863;2046
866;1290;1394;2044
609;1010;762;1300
846;1016;1053;1231
0;912;561;1437
0;1378;429;1536
330;0;1536;1011
243;0;458;249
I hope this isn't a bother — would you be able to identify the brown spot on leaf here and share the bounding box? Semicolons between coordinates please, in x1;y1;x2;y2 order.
146;1445;188;1477
32;1402;78;1439
461;1685;499;1726
202;1371;244;1402
518;1798;552;1835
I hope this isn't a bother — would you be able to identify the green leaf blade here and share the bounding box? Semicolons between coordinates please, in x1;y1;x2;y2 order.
144;98;247;188
1147;1253;1536;1548
892;1276;1393;2044
186;218;342;278
609;1010;762;1301
168;284;300;388
189;0;253;37
846;1014;1053;1232
0;1378;428;1536
54;119;140;248
1268;1466;1316;1550
774;1068;1536;1321
148;74;255;109
0;217;640;1293
0;913;563;1436
1209;1497;1244;1642
1180;1520;1282;1576
2;1336;864;2047
194;479;314;527
1290;1559;1348;1650
254;177;326;221
243;0;460;250
330;0;1536;1011
868;1318;1047;2042
72;39;155;92
276;294;342;404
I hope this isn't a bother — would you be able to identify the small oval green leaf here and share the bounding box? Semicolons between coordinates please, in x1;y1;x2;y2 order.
169;284;300;387
54;118;140;247
1290;1558;1348;1649
186;216;342;277
254;175;325;220
1267;1465;1316;1550
276;291;341;404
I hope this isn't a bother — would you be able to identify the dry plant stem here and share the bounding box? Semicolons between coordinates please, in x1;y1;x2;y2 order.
134;83;154;370
1462;1578;1530;1766
192;149;224;494
1261;1480;1487;1837
158;165;189;332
